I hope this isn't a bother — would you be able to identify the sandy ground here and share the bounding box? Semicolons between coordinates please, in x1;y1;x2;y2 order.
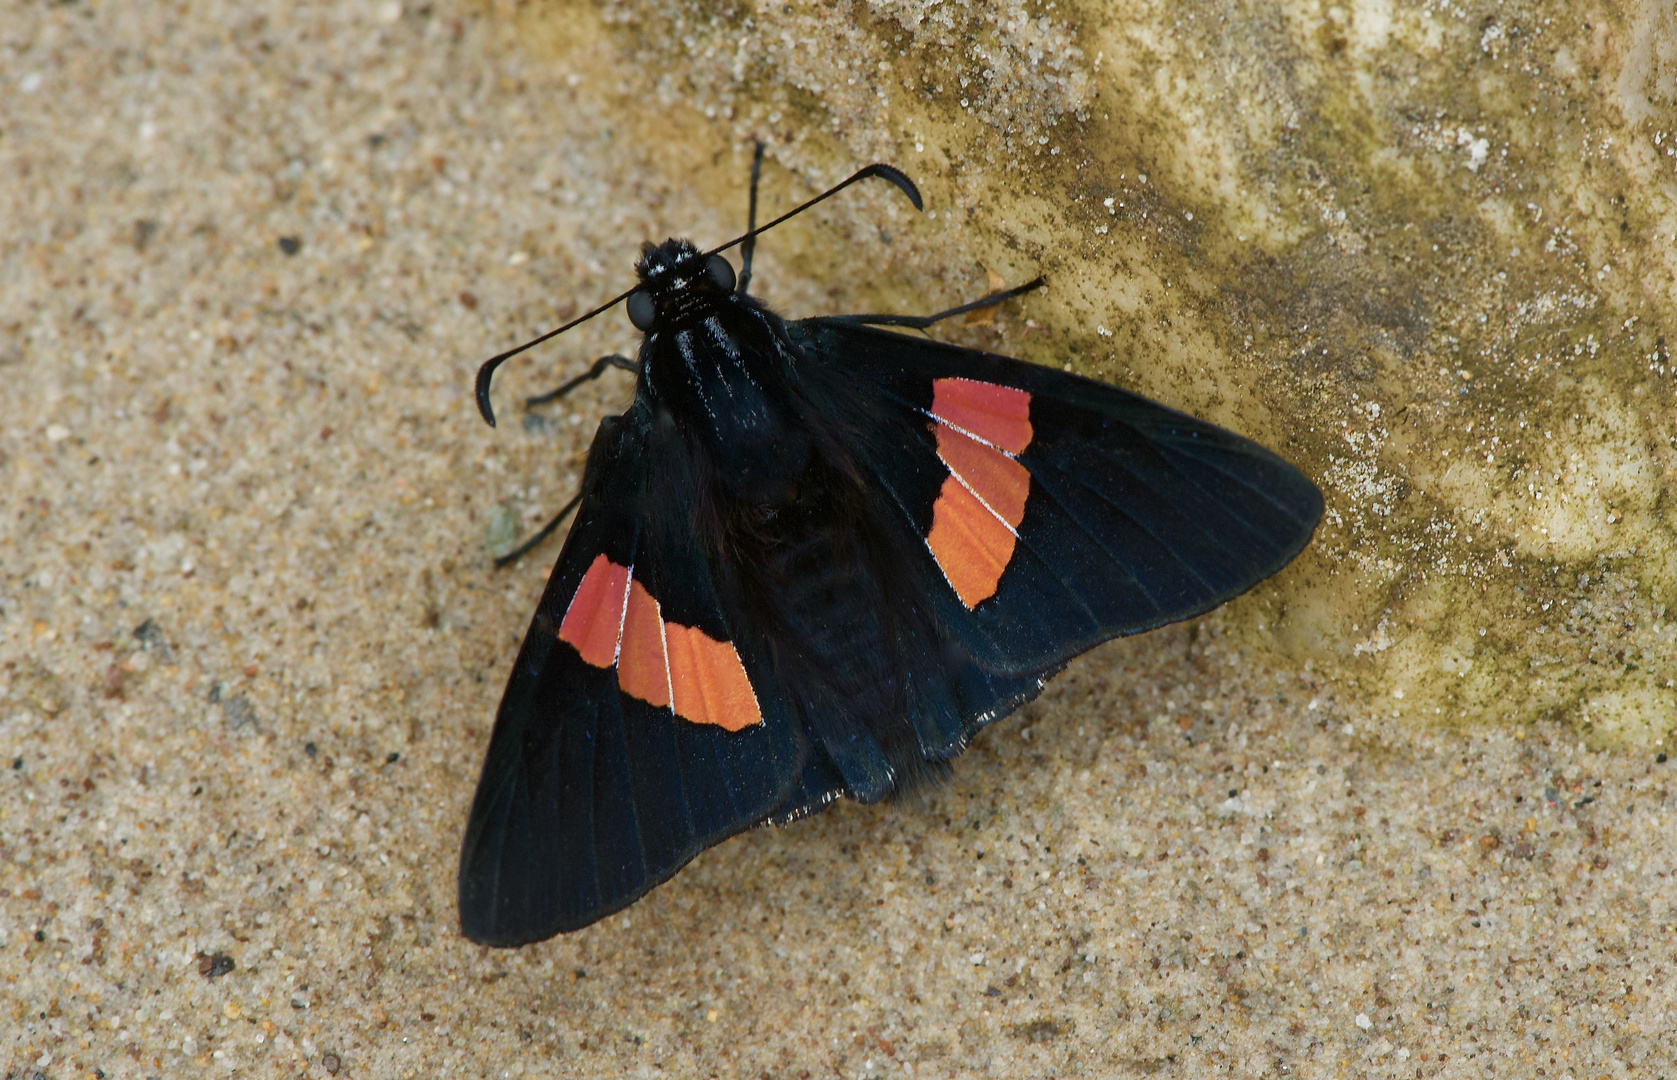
2;2;1673;1077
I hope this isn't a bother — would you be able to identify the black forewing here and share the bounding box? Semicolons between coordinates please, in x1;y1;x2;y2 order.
458;403;805;946
787;319;1323;676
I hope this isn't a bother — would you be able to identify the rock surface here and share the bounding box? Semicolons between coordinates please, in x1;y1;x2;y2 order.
515;0;1677;747
1;1;1674;1077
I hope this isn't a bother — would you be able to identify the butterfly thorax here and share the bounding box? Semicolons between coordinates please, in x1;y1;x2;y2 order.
634;239;813;504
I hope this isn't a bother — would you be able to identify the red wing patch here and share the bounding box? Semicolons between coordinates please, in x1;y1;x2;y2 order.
558;554;630;668
930;377;1033;454
934;425;1029;528
558;556;762;729
924;379;1034;608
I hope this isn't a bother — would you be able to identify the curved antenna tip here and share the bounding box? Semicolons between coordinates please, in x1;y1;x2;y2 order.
468;284;638;430
703;160;926;261
861;163;923;211
474;361;500;427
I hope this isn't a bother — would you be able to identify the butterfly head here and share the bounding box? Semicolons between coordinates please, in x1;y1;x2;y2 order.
627;239;737;333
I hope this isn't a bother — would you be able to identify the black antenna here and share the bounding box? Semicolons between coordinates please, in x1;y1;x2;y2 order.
473;285;638;426
736;142;766;296
472;160;923;427
703;163;921;261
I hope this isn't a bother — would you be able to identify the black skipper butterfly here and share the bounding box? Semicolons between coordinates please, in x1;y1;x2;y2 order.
459;148;1321;945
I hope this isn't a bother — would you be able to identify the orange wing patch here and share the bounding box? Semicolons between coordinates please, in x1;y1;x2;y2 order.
558;556;762;729
616;579;671;709
930;378;1032;454
665;623;762;731
924;379;1035;608
927;475;1018;607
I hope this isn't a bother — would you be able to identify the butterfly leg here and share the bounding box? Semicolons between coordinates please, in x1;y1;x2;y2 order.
523;353;640;410
825;276;1045;330
496;352;638;567
737;141;766;297
493;490;582;568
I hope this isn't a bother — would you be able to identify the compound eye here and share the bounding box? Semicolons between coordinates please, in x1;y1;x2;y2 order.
705;254;736;293
626;289;656;331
